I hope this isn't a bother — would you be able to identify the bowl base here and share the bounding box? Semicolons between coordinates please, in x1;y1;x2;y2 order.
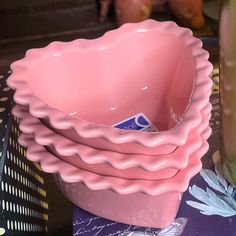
54;175;182;228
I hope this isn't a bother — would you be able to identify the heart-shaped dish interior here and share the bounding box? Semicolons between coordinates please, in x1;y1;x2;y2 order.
26;27;195;131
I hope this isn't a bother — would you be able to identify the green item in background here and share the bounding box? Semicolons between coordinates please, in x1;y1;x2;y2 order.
220;0;236;186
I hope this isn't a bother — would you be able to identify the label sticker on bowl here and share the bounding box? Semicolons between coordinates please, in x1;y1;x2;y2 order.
113;113;158;132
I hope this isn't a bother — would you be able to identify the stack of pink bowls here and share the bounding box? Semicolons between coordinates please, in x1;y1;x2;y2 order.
7;20;213;228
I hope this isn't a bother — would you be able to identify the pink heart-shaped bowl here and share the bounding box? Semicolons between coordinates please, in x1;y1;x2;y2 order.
19;132;209;228
13;103;211;180
19;132;209;194
8;19;213;156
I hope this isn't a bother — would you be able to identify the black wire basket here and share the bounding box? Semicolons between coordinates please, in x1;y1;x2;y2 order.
0;70;48;236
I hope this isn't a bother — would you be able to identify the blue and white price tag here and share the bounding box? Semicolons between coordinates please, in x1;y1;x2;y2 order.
113;113;157;132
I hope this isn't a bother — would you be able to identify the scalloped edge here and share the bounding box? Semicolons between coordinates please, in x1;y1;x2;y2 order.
8;19;213;149
18;132;209;196
13;103;212;171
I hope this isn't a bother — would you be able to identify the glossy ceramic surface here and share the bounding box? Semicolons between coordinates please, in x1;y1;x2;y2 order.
8;20;213;156
13;103;211;180
55;179;182;228
19;133;209;195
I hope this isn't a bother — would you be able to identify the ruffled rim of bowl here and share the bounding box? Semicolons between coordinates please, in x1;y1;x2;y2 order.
13;103;212;171
8;19;213;148
18;132;209;195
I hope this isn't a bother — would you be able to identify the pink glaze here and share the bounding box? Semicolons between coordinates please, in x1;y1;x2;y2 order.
55;179;182;228
13;103;211;180
8;20;213;155
19;133;209;227
19;133;209;195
